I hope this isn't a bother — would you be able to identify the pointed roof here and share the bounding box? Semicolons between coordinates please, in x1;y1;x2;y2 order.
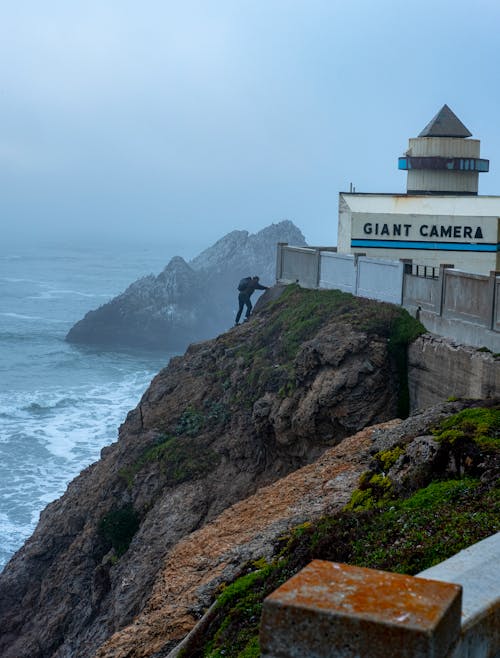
418;104;472;138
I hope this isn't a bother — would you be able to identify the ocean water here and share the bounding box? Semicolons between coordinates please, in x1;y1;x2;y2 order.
0;242;177;571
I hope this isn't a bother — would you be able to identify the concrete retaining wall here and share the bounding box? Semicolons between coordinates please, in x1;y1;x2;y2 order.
278;246;320;288
404;266;500;352
408;334;500;411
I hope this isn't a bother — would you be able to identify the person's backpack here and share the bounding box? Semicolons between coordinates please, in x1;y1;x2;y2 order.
237;277;252;292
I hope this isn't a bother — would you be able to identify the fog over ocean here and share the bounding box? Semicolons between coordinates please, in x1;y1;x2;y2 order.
0;242;177;570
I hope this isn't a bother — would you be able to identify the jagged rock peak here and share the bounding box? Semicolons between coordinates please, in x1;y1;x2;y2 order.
190;221;306;273
157;256;197;290
189;230;249;272
162;255;192;272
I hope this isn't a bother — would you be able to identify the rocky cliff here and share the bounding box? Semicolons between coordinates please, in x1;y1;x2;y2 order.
2;285;497;658
0;284;422;657
65;221;306;350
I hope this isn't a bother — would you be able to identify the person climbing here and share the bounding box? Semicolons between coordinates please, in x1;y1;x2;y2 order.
235;276;269;325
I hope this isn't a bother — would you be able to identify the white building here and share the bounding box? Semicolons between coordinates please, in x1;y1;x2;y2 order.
337;105;500;275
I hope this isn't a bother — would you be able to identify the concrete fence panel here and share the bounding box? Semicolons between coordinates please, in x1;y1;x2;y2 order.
403;274;441;313
357;257;404;304
494;279;500;333
442;270;491;326
279;247;319;288
319;251;356;292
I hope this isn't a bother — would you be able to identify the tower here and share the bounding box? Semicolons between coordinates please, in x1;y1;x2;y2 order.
398;105;489;195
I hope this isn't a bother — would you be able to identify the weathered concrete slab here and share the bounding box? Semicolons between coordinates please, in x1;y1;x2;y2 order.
260;559;462;658
408;334;500;411
417;532;500;658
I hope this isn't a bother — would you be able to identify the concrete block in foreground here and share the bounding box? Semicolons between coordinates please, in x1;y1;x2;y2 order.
260;559;462;658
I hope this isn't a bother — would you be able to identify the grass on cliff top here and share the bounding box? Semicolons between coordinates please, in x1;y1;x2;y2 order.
230;284;425;416
256;284;425;360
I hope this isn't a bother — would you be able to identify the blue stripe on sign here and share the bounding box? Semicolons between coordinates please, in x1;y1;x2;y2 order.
351;240;500;252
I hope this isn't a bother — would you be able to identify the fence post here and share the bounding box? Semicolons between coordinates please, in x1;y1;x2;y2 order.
353;253;365;296
315;248;321;289
276;243;286;283
260;560;462;658
437;264;454;316
400;259;412;307
487;271;500;330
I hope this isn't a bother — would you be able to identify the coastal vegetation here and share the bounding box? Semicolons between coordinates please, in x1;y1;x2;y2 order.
119;434;220;491
98;505;140;557
228;284;424;413
187;405;500;658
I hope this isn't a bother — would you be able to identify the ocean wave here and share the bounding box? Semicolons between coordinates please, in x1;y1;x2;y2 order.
0;330;48;343
1;374;153;457
0;241;175;571
23;397;80;415
0;369;158;570
27;289;112;301
0;312;45;321
0;312;69;324
0;512;35;569
0;276;41;283
51;289;109;298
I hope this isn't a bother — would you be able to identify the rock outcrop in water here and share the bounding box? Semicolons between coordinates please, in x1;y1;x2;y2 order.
65;220;306;350
2;284;497;658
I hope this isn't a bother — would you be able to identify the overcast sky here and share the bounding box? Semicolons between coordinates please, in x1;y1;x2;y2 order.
2;0;500;253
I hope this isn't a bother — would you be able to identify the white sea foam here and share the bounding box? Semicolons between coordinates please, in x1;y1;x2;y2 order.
0;369;158;570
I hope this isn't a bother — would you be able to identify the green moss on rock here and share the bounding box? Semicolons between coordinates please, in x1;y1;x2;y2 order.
121;435;220;488
98;504;140;557
233;284;424;413
374;446;406;472
192;472;499;656
433;406;500;450
431;406;500;475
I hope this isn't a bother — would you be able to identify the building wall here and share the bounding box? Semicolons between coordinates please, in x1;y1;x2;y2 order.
406;137;481;194
408;170;479;194
338;193;500;275
407;137;480;158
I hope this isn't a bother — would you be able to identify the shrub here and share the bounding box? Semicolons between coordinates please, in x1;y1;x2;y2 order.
98;504;140;557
